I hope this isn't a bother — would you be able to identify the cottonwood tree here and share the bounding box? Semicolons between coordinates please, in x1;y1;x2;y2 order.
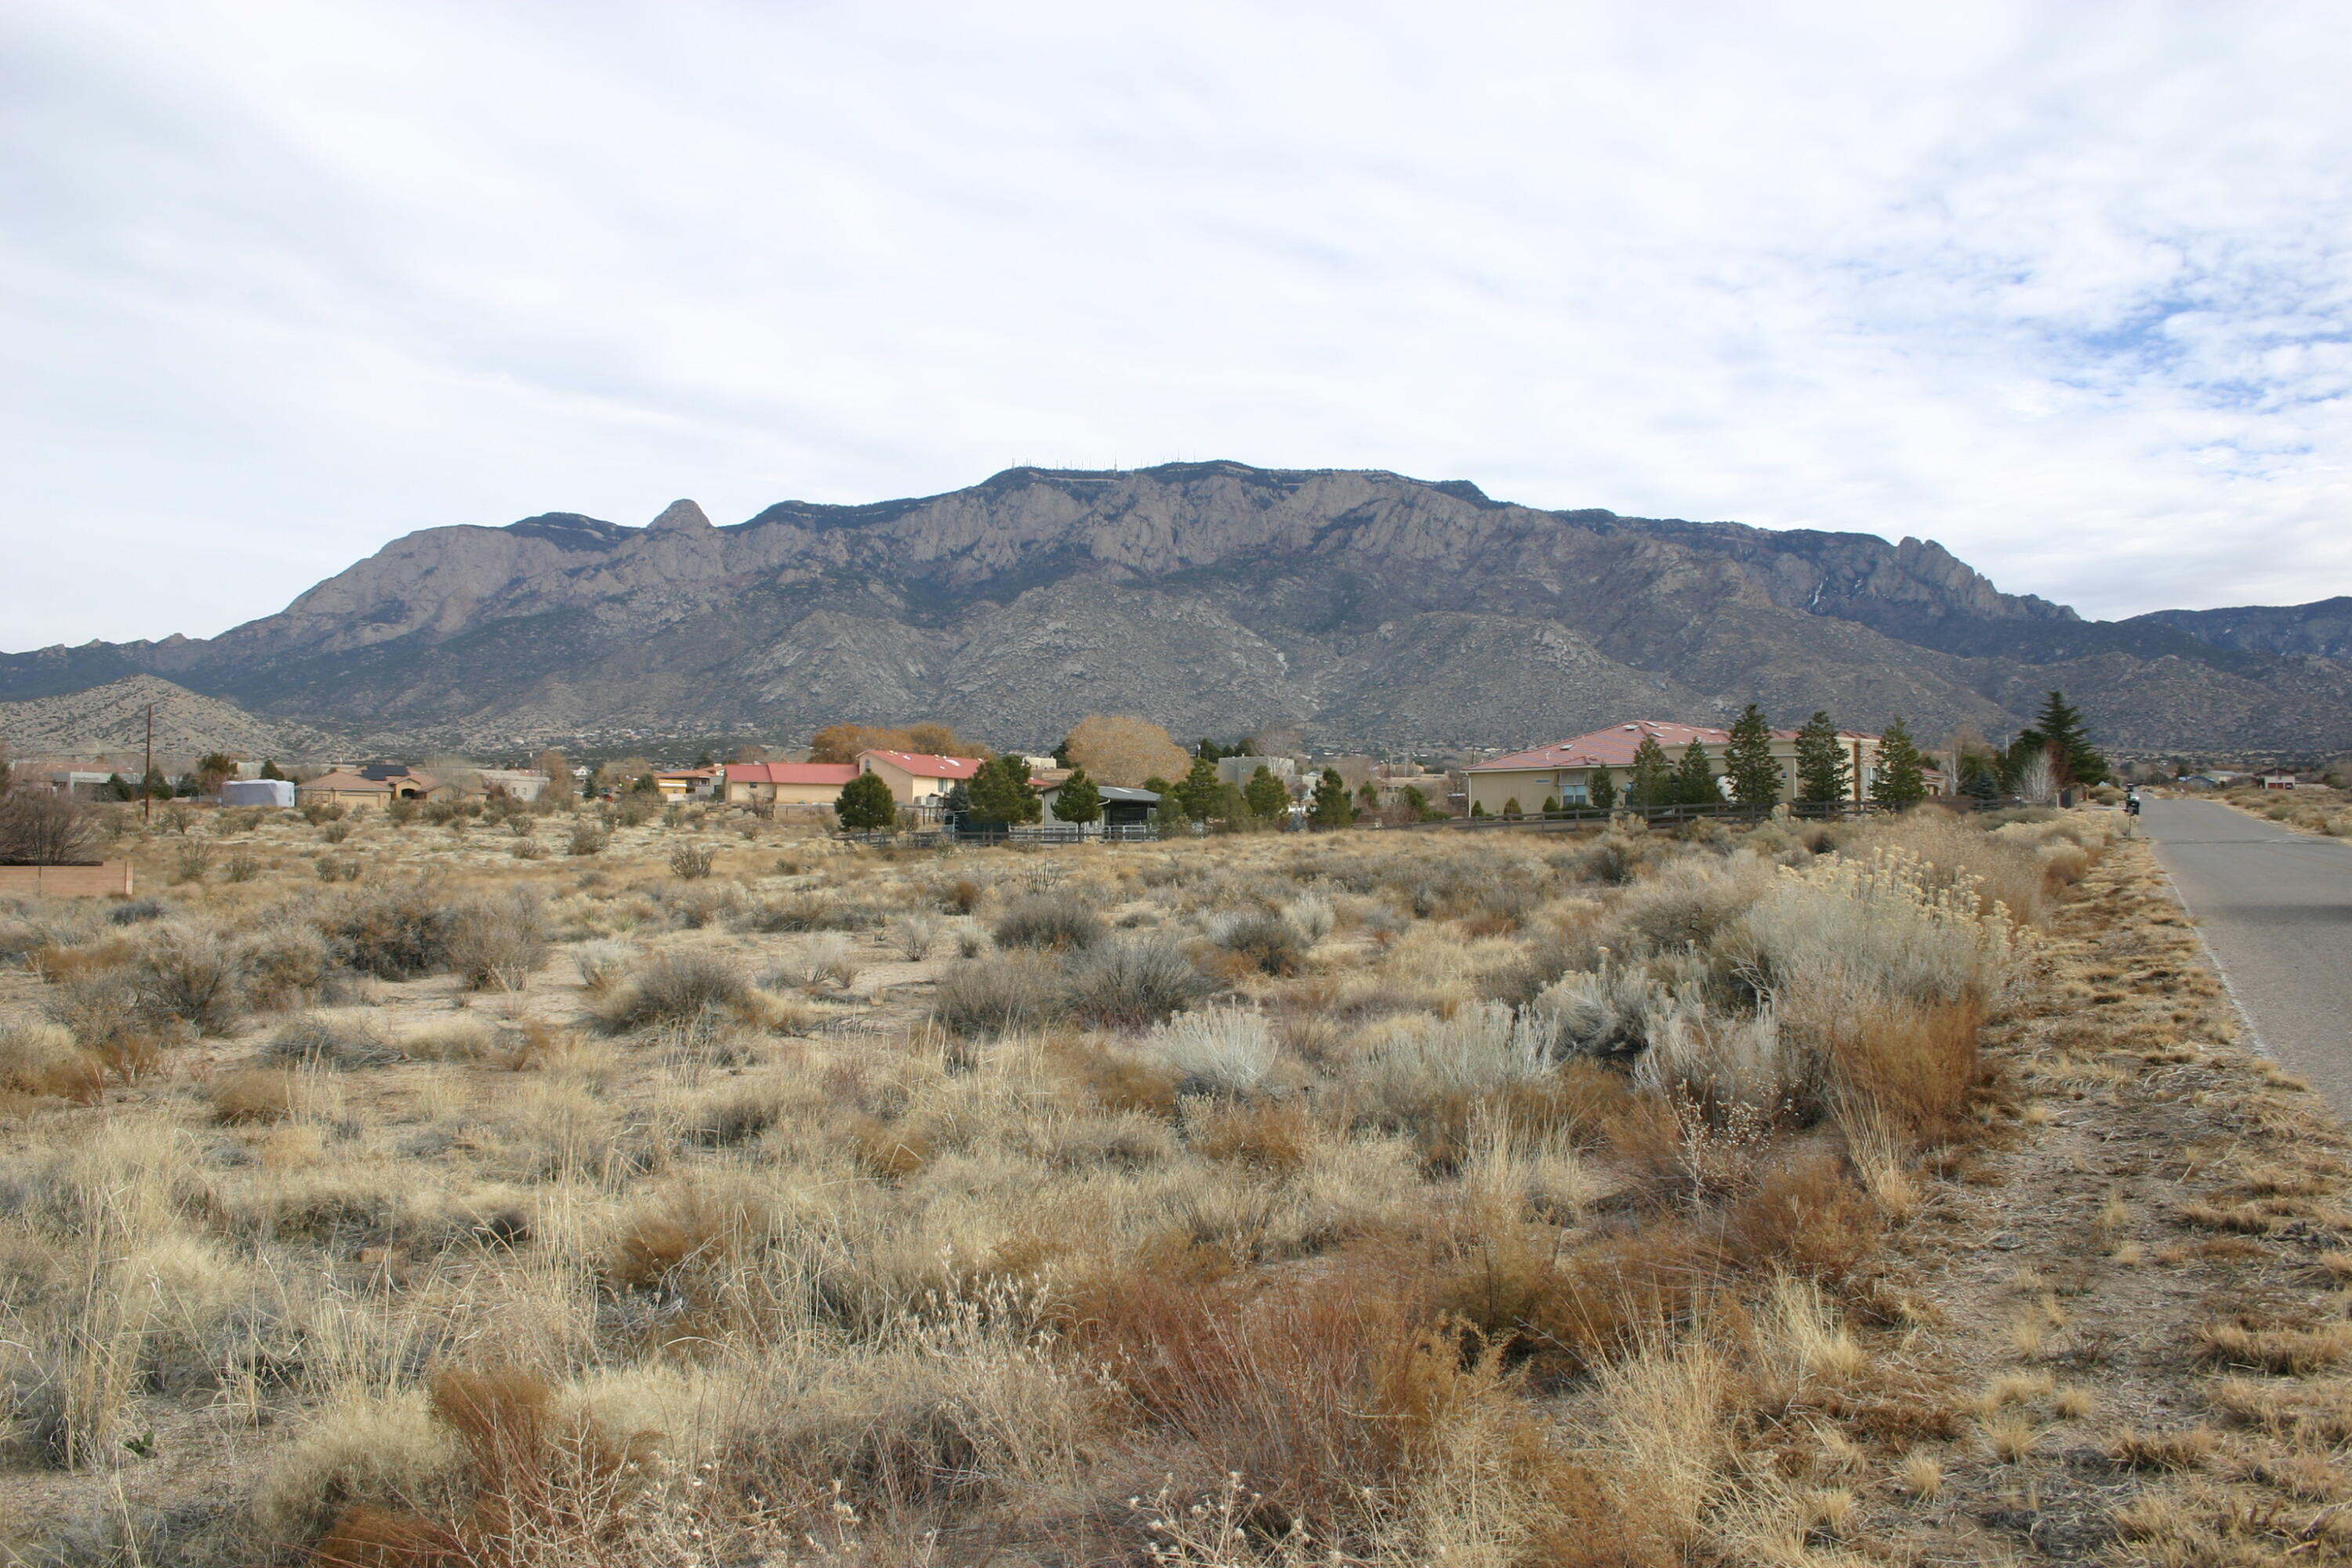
533;749;575;807
1051;768;1102;824
0;793;97;866
833;771;897;830
1064;714;1191;787
1869;717;1929;808
809;722;985;765
1723;704;1782;808
1793;713;1852;804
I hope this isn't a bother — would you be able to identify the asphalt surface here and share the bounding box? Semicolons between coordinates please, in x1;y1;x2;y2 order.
2140;796;2352;1119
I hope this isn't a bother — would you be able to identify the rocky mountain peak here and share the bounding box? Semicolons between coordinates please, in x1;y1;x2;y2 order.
647;499;713;533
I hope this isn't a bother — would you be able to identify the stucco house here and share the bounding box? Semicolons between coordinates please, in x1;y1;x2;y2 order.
1464;720;1886;815
296;765;440;810
1033;775;1160;827
722;761;860;807
653;767;720;800
858;750;984;804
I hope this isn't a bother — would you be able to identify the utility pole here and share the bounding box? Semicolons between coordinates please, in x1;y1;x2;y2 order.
143;703;153;827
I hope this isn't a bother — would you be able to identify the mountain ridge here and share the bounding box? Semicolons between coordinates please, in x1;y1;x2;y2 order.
3;463;2347;755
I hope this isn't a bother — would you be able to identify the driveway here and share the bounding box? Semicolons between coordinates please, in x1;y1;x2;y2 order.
2140;796;2352;1118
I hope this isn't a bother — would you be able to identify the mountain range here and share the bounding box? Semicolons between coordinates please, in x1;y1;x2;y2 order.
4;462;2349;757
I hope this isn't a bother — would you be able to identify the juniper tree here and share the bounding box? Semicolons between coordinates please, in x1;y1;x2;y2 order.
1626;735;1674;809
1670;739;1718;806
1243;765;1290;820
2028;690;2109;787
834;771;897;830
1309;768;1356;828
1722;704;1781;808
1794;713;1852;804
1587;769;1617;811
1051;767;1102;824
968;756;1040;826
1868;717;1929;808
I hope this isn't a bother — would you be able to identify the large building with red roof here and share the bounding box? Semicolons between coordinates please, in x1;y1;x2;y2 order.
856;750;985;804
1462;720;1886;815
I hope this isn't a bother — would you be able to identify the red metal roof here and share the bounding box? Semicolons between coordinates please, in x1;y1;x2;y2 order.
860;750;985;779
724;762;860;786
1467;720;1877;771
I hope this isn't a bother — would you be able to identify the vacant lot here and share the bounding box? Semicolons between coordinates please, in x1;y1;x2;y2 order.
2;800;2346;1566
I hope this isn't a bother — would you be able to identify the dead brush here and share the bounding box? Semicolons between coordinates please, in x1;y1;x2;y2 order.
313;1366;656;1566
2108;1425;2219;1471
1187;1097;1316;1173
212;1068;301;1124
2195;1320;2352;1374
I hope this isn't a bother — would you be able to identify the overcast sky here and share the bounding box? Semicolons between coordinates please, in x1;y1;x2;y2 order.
3;2;2347;647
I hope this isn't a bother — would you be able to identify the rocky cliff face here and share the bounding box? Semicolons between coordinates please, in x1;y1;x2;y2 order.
4;463;2347;754
2130;599;2352;664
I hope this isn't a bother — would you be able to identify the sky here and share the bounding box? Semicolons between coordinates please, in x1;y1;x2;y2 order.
2;2;2347;647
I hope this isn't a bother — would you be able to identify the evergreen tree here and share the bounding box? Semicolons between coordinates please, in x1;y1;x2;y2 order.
1243;765;1290;820
1356;781;1381;812
1051;767;1102;824
1670;739;1719;806
939;780;974;829
1501;797;1523;818
1959;753;2001;805
1626;736;1674;809
2030;690;2109;786
1793;713;1852;804
260;759;288;782
1722;704;1781;808
1470;800;1489;818
834;771;897;830
1541;795;1562;819
1400;784;1439;821
968;755;1040;826
1175;754;1222;821
1587;769;1617;811
1869;717;1929;808
1309;768;1356;828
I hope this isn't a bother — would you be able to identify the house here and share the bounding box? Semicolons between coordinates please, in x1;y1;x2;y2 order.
1463;720;1885;815
1215;755;1299;790
1033;775;1160;827
858;750;984;804
296;766;439;809
722;761;860;807
652;767;720;800
2259;774;2300;790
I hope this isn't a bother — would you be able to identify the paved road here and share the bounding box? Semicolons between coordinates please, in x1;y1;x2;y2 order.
2140;797;2352;1117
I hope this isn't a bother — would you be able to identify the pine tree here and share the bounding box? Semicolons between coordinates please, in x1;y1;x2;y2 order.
1962;760;2001;806
1176;755;1222;821
2031;690;2109;787
939;779;973;828
1051;767;1102;824
260;759;288;782
1541;795;1561;818
1868;717;1929;808
1243;765;1290;820
1671;739;1718;806
1722;704;1781;808
1794;713;1852;804
1310;768;1356;828
1626;736;1674;809
834;771;897;830
1587;769;1617;811
968;756;1040;826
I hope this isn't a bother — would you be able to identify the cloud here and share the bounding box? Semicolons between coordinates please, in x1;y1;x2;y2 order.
2;0;2347;644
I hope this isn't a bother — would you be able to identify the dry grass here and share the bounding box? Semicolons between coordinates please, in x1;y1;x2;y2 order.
0;798;2148;1564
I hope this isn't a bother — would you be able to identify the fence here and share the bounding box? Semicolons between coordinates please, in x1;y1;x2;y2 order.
0;862;136;898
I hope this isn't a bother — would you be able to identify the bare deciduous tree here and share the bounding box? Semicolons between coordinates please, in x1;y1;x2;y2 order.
1063;714;1189;787
0;791;99;866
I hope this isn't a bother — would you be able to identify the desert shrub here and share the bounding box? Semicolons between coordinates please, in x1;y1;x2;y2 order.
107;898;169;927
261;1013;402;1070
212;1068;299;1123
445;894;549;990
937;877;983;914
168;840;212;885
509;837;548;860
1575;831;1655;885
1208;909;1305;975
668;842;719;880
932;954;1063;1038
1064;938;1210;1029
572;939;633;993
133;924;244;1034
1145;1006;1281;1097
737;892;883;933
1283;895;1334;945
1627;991;1797;1112
314;856;361;883
1614;855;1773;953
1351;1004;1553;1127
593;950;747;1031
1742;848;2022;1013
324;882;457;980
886;913;942;961
993;892;1105;952
238;920;337;1011
763;933;860;993
0;1020;103;1102
566;822;607;856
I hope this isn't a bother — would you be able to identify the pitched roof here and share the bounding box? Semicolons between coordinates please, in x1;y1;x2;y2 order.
1468;720;1878;771
299;770;395;793
860;750;985;779
725;762;860;786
